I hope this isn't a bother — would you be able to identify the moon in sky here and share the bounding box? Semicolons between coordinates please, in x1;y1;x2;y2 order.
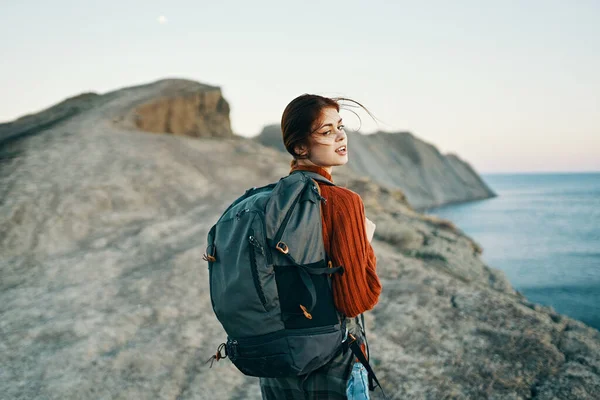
157;16;168;24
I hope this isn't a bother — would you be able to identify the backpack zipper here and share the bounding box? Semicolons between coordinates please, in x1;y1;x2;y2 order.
249;228;268;309
236;208;250;220
253;210;273;265
232;209;273;265
248;234;264;255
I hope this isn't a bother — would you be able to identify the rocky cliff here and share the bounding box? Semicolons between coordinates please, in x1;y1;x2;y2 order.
254;125;496;210
122;80;233;138
0;92;101;143
1;79;599;399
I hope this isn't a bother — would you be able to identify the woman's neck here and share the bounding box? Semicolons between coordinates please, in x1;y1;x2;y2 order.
294;159;333;175
290;161;333;182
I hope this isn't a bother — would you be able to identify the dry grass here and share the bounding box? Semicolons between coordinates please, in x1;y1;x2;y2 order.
419;214;459;233
374;219;422;249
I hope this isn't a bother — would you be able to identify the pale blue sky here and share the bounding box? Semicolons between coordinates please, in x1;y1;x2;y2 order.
1;0;598;173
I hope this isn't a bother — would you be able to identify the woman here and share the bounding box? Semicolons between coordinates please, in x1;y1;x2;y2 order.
259;94;382;399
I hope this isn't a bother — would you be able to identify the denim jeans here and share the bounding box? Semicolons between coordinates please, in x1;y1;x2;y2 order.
346;362;370;399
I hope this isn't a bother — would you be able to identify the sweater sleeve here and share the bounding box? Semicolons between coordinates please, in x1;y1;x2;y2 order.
329;189;382;318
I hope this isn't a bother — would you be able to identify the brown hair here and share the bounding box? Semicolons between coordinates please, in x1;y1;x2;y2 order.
281;94;375;167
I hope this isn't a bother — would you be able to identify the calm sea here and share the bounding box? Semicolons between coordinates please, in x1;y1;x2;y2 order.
424;172;600;330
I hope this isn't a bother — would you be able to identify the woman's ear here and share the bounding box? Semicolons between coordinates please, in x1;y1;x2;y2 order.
294;143;309;158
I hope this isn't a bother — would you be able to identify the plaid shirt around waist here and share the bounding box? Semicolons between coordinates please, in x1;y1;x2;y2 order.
259;317;366;400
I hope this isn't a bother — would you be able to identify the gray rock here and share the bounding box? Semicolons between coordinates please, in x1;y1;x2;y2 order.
1;79;598;399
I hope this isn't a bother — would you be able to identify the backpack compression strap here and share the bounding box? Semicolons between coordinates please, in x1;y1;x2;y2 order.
345;333;387;398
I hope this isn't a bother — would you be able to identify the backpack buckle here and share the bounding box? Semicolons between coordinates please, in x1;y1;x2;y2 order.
275;241;289;254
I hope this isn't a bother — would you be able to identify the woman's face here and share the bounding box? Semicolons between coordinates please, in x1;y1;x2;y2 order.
295;107;348;173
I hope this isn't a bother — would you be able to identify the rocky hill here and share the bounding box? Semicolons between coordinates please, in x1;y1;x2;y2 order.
1;79;599;399
254;124;496;210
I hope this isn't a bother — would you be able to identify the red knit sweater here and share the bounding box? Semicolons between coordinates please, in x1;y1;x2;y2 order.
289;164;382;318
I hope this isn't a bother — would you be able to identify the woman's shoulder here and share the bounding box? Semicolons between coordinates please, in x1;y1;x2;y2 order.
320;184;364;207
331;184;361;198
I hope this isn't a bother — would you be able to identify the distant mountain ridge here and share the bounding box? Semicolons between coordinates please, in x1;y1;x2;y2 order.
254;124;496;210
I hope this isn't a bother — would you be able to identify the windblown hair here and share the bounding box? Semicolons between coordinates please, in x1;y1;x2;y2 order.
280;94;375;167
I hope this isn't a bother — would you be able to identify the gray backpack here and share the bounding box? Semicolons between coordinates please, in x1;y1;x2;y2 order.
204;170;346;377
